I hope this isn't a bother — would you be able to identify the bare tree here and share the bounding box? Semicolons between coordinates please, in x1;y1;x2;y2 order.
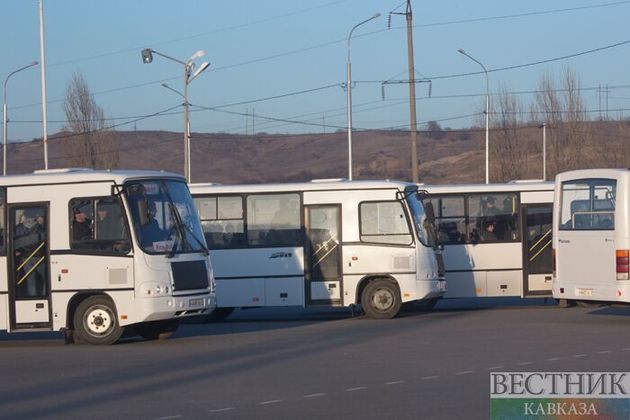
63;72;118;168
490;85;527;181
531;67;589;176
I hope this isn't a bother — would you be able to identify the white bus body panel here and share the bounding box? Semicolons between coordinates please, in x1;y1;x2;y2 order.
553;168;630;303
211;247;304;307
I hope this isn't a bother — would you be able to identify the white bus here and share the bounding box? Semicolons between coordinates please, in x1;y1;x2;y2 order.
422;181;555;298
190;180;445;319
0;169;216;345
552;168;629;305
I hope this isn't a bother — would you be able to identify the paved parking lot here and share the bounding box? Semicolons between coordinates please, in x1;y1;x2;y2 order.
2;298;629;419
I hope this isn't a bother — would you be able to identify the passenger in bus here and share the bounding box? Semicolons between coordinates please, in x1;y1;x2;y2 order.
482;219;498;241
72;207;93;241
485;196;500;217
96;203;124;240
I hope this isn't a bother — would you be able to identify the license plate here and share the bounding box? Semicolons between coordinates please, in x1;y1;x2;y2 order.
575;288;594;297
189;298;205;308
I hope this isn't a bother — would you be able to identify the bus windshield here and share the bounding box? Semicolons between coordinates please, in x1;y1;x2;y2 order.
124;179;207;255
405;191;438;249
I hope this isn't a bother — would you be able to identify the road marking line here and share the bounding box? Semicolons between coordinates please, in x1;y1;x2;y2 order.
623;347;630;351
155;416;183;420
456;371;473;375
259;400;283;405
421;375;440;380
572;354;587;358
209;408;235;413
385;381;405;385
346;387;367;392
517;362;533;366
304;393;327;398
546;357;561;361
598;350;612;354
489;366;504;370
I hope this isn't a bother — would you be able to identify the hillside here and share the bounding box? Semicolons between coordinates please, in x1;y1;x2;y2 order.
5;122;628;184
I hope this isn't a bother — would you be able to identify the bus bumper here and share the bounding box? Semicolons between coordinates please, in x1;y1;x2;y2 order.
135;291;216;323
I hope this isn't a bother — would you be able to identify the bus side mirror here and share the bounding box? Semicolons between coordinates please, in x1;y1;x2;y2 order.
424;202;436;222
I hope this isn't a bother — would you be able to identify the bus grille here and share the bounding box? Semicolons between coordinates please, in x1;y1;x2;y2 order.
171;260;209;291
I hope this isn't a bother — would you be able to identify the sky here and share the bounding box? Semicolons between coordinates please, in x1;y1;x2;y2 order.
1;0;630;143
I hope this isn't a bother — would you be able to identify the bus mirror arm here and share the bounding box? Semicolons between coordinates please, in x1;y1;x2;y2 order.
138;200;149;226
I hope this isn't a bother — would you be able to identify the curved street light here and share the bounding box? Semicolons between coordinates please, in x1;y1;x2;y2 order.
141;48;210;182
3;61;39;176
346;13;380;180
458;48;490;184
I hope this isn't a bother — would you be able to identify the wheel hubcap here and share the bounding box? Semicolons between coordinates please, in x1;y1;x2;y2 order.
85;306;113;336
372;288;394;311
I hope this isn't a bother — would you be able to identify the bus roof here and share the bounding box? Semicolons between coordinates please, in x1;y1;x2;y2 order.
420;180;554;194
190;179;416;194
555;168;629;182
0;168;184;187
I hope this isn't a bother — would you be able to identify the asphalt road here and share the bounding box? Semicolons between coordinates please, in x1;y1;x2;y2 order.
1;298;629;419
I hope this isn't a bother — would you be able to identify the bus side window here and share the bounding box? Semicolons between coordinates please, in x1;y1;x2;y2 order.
431;196;465;245
70;197;130;253
195;196;245;249
469;193;519;242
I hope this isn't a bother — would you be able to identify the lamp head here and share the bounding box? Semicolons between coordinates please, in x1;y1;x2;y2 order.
189;50;206;61
141;48;153;64
457;48;466;55
373;12;381;18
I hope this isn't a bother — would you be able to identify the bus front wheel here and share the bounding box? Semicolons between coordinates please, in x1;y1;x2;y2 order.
361;279;401;319
73;296;124;345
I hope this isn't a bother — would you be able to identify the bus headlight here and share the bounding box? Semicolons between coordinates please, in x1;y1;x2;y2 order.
141;282;171;297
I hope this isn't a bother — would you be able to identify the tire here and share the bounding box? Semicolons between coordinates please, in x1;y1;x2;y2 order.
73;296;124;345
576;300;607;308
136;319;180;341
404;298;438;312
557;299;575;308
204;307;235;322
361;279;402;319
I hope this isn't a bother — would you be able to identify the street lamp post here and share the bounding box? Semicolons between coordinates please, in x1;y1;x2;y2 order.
458;48;490;184
141;48;209;182
3;61;39;176
540;123;547;180
346;13;380;181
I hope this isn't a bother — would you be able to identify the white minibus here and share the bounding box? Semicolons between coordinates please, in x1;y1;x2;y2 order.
190;180;445;319
552;168;629;305
0;169;216;344
422;181;555;298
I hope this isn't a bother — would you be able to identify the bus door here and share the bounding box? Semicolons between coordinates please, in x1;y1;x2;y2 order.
305;205;342;305
8;204;51;329
522;204;553;296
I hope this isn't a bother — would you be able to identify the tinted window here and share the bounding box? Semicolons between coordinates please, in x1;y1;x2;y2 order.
70;197;130;254
430;192;519;244
195;196;245;248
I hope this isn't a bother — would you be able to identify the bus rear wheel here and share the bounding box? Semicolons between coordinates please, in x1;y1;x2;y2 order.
361;279;401;319
73;296;124;345
136;319;180;341
203;307;235;322
404;298;438;312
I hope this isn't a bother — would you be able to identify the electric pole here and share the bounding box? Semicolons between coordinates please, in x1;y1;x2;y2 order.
405;0;419;183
